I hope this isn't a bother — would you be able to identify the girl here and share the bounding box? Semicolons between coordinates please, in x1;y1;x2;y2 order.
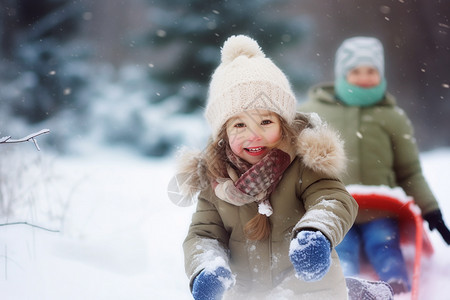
171;35;388;299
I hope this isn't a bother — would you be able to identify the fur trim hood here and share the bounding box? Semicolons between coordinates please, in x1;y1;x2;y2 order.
167;112;346;207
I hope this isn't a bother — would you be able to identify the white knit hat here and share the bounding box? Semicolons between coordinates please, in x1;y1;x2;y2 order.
205;35;297;140
334;36;385;79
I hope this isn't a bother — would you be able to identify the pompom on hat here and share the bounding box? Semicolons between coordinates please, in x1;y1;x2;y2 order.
334;36;385;80
205;35;297;140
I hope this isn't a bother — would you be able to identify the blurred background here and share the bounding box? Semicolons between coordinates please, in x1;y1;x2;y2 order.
1;0;449;157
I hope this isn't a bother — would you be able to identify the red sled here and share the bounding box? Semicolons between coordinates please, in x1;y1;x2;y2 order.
347;185;434;300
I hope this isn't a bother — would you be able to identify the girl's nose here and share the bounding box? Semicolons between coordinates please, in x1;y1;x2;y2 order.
246;126;262;142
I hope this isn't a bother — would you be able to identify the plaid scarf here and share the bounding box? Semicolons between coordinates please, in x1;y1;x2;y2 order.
214;147;291;216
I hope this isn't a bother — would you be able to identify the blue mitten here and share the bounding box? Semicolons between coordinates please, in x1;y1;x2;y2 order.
289;230;331;281
192;266;234;300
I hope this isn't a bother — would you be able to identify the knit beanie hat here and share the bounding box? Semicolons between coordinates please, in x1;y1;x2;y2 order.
334;36;385;79
205;35;297;140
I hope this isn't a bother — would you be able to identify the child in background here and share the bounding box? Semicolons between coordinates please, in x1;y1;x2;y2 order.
170;35;392;299
299;36;450;295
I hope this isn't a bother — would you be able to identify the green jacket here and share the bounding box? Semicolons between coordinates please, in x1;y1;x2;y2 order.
181;115;358;299
299;82;440;221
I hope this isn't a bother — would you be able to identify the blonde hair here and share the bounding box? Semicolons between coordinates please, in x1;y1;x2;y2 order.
203;114;307;241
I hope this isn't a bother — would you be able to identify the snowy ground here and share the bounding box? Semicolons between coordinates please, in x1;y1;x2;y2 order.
1;146;449;300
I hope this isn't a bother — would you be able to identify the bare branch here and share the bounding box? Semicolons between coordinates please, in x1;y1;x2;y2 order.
0;221;60;233
0;129;50;151
0;136;11;143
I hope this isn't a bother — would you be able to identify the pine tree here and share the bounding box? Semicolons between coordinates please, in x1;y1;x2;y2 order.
0;0;88;124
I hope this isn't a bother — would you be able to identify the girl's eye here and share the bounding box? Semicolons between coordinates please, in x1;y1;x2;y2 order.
234;123;245;128
261;119;273;125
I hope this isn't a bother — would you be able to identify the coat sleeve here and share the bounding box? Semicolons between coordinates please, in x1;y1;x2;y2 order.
182;188;231;289
292;166;358;248
388;108;440;215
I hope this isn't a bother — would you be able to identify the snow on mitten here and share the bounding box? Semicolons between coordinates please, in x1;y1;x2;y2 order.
289;230;331;282
192;267;234;300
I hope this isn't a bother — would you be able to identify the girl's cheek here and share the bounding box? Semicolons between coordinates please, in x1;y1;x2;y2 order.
228;136;244;155
266;128;282;144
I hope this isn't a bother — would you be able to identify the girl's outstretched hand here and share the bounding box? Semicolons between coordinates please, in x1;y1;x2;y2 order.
192;266;234;300
289;230;331;282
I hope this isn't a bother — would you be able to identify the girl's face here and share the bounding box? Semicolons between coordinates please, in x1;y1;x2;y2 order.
346;66;381;88
226;109;282;165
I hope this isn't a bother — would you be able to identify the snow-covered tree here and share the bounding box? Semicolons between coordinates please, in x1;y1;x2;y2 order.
141;0;310;114
0;0;90;124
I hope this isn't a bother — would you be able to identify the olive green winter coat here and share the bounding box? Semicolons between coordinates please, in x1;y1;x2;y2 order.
299;83;440;223
181;116;358;300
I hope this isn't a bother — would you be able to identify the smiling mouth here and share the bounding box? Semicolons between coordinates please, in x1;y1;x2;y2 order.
244;146;266;155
